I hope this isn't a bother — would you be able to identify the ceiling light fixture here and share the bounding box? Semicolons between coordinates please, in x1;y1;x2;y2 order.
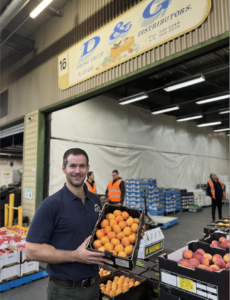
219;109;230;114
196;92;229;105
30;0;53;18
151;105;180;115
177;114;203;122
213;128;230;133
197;121;222;128
119;92;148;105
164;74;205;92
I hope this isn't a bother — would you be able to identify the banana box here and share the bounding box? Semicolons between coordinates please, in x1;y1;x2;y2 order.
138;228;164;259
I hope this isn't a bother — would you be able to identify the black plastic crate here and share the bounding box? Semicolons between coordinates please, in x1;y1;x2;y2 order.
99;269;153;300
87;204;144;270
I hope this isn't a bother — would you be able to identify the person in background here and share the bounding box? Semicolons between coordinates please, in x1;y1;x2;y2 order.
207;173;226;223
85;171;96;194
105;170;125;206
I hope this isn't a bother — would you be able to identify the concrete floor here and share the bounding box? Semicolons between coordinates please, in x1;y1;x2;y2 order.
1;206;229;300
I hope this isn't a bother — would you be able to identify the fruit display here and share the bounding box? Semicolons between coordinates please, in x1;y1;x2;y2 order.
5;226;28;238
99;268;111;277
0;248;13;256
93;210;139;258
178;248;229;271
210;237;229;249
100;274;140;296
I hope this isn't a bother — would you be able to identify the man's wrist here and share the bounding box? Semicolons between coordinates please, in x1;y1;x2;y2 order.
70;250;78;263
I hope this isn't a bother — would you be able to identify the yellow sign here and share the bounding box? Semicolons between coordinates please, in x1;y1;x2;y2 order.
58;0;211;90
178;278;194;292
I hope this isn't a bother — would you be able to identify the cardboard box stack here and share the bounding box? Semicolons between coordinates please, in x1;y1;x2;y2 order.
188;189;207;207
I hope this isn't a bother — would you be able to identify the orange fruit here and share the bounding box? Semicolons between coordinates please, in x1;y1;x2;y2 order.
135;281;140;286
128;234;136;244
111;238;120;246
96;230;105;239
131;232;137;236
122;211;129;220
104;242;114;251
116;289;122;295
124;245;133;256
116;232;125;241
126;217;134;227
121;237;130;247
116;216;123;223
108;214;115;221
113;225;121;233
101;236;110;244
104;226;112;234
98;246;106;252
134;218;139;224
119;221;127;230
101;219;109;228
123;227;132;236
93;239;103;249
118;251;127;258
110;250;117;255
131;223;138;233
113;210;122;217
115;244;124;253
129;278;135;283
107;231;116;240
109;290;116;297
110;219;117;227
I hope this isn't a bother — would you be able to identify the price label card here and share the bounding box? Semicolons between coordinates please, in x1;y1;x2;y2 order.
178;277;196;292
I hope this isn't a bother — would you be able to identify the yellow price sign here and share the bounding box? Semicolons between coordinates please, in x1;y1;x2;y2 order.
186;206;189;208
178;278;194;292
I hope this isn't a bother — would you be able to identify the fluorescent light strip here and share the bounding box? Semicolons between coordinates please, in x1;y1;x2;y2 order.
196;94;229;105
227;134;230;136
30;0;53;18
219;110;230;114
213;128;230;132
119;95;148;105
177;115;203;122
197;121;222;128
152;106;179;115
164;76;205;92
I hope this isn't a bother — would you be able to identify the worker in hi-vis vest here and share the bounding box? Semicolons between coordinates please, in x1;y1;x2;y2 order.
207;173;226;223
85;171;96;194
105;170;125;206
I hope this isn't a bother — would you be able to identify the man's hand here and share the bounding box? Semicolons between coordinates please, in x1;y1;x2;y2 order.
71;237;107;266
139;225;145;240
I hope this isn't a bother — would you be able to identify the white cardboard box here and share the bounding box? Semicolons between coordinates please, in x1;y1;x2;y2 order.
138;227;164;259
0;250;20;269
21;261;39;276
0;264;20;283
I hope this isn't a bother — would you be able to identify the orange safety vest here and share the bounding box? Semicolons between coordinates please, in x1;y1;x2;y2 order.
85;181;96;194
207;179;226;199
107;179;123;202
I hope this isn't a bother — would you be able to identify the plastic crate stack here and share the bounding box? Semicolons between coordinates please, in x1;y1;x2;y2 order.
165;189;176;212
196;183;208;196
175;189;182;211
148;187;166;216
180;189;189;210
126;178;158;210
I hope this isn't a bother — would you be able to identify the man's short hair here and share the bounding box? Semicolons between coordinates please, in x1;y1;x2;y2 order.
63;148;89;168
87;171;93;179
210;173;213;179
112;170;119;174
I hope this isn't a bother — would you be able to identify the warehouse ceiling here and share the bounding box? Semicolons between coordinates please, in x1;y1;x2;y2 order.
107;45;229;131
0;0;71;63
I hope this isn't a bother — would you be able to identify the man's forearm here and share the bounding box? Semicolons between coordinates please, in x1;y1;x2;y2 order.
26;242;75;264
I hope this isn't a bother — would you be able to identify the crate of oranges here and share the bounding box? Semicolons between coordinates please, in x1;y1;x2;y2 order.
99;269;151;300
87;204;144;270
99;265;117;278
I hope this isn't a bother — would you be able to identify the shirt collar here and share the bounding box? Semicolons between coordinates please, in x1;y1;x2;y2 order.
63;183;90;201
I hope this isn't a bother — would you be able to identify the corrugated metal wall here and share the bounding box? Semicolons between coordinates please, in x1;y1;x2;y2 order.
0;0;229;125
21;111;38;222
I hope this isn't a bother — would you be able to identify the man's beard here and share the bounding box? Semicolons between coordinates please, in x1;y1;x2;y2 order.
67;175;85;188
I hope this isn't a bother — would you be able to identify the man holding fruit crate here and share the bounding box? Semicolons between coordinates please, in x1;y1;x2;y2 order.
26;148;145;300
